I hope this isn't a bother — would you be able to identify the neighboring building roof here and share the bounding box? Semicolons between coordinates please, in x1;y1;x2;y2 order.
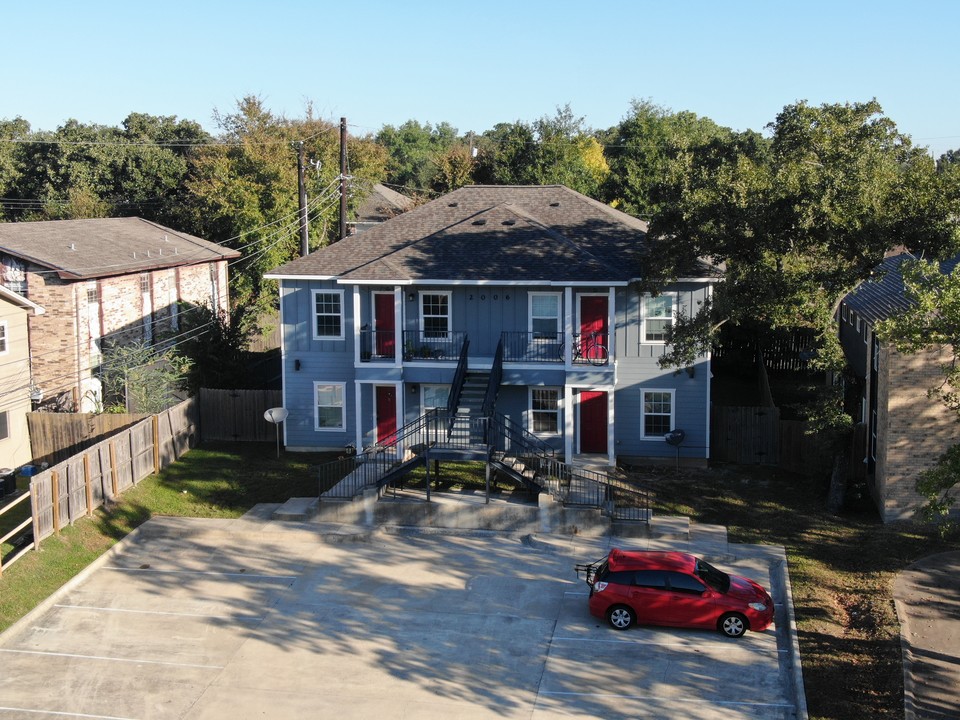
0;217;240;281
0;283;44;314
268;185;721;284
846;252;960;325
353;183;415;224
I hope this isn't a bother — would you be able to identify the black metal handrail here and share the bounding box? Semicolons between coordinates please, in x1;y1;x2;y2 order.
446;336;470;417
499;331;563;363
359;329;397;362
402;331;467;361
481;339;504;420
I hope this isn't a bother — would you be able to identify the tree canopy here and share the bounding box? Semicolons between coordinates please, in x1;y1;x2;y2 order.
647;100;960;382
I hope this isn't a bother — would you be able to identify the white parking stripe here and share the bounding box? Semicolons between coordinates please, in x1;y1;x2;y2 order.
0;648;223;670
0;706;138;719
53;604;264;622
103;566;298;580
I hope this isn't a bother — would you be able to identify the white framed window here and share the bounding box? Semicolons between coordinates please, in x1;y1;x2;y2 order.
313;289;344;340
422;384;450;411
530;387;560;435
529;292;561;340
642;294;675;344
0;321;7;354
420;291;450;340
841;304;848;321
641;389;675;440
314;382;345;430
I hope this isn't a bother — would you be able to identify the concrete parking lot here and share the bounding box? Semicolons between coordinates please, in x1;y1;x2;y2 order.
0;511;804;719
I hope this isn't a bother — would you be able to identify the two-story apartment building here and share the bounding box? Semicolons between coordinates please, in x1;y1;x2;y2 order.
0;217;239;412
266;185;720;467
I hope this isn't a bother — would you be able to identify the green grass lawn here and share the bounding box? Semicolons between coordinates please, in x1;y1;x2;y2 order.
0;445;956;720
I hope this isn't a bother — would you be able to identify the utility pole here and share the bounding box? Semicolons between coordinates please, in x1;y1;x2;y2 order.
297;141;309;256
339;117;347;242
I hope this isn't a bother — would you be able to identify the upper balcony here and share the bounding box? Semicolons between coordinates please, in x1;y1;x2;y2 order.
359;329;610;367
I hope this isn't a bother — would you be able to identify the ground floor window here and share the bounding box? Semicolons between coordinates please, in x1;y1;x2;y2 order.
315;382;345;430
422;384;450;411
530;387;560;434
641;389;674;439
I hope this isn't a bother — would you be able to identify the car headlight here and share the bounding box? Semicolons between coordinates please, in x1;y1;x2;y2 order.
748;602;767;612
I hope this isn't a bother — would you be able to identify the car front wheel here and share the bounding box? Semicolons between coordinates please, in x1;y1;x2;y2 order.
719;613;748;638
607;605;635;630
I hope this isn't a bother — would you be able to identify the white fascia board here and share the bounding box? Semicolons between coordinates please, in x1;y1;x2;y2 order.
264;273;339;281
342;279;631;287
676;276;722;283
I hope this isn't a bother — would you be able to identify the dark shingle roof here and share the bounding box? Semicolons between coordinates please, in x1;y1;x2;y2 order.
269;185;713;284
353;183;415;223
847;252;960;324
0;217;240;280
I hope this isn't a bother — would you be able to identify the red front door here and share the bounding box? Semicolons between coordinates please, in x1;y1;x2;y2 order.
579;295;608;361
374;293;395;357
580;390;607;454
376;386;397;446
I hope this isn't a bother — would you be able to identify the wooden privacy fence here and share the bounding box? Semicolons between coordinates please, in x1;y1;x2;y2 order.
198;388;283;442
0;397;198;576
711;405;829;473
26;412;149;467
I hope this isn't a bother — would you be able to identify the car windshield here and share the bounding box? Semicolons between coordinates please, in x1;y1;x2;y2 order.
695;558;730;593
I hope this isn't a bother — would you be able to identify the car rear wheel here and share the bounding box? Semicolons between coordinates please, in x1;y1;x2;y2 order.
719;612;748;638
607;605;635;630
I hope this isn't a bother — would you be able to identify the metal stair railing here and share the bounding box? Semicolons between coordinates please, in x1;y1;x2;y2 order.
445;336;471;418
319;410;446;498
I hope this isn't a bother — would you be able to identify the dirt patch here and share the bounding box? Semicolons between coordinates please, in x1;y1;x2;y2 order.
835;592;882;636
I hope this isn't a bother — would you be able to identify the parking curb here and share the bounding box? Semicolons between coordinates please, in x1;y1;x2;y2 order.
775;556;809;720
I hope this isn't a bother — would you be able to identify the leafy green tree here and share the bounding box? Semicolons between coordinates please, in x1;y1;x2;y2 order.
183;96;387;310
376;120;458;191
471;121;539;185
174;303;259;392
650;100;959;378
431;144;475;193
529;105;609;196
602;99;728;218
100;340;191;414
0;117;30;220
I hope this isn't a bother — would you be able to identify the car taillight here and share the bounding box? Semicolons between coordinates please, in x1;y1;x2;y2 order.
593;581;608;592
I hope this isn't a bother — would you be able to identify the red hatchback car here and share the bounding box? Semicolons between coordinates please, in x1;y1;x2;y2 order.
577;549;774;638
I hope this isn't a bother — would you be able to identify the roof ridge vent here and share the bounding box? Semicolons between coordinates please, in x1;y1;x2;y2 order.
501;220;516;226
68;243;76;251
448;202;459;207
472;219;486;226
549;202;561;207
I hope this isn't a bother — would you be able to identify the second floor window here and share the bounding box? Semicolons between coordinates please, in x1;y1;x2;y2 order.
530;293;560;339
421;292;450;339
313;290;344;339
642;294;674;343
0;321;7;354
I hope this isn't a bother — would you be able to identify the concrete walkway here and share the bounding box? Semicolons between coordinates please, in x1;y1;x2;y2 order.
893;551;960;720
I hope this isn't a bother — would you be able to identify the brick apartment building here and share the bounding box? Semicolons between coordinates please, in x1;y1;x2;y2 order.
0;217;239;412
840;252;960;522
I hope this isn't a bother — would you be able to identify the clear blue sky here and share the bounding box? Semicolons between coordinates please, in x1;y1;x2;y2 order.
3;0;958;157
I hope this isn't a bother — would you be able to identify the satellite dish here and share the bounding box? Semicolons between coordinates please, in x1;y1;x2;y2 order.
264;408;289;458
264;407;289;424
664;429;685;446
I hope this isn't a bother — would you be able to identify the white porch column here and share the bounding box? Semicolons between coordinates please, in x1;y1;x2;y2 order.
394;286;403;368
564;286;573;367
352;286;361;364
564;384;575;461
353;379;363;451
607;389;616;466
